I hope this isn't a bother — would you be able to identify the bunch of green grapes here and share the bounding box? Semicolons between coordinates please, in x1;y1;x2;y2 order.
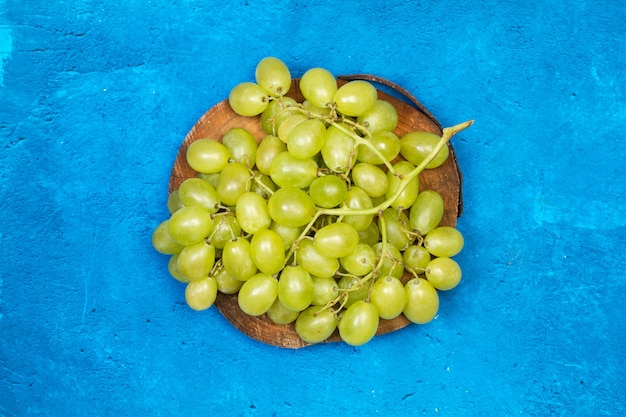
152;57;473;346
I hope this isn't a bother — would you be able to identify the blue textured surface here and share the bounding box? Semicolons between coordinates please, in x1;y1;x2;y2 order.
1;1;625;416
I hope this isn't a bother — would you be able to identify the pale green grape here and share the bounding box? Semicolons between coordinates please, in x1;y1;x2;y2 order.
213;268;244;294
295;238;339;279
381;208;412;251
337;275;369;309
250;170;276;199
277;113;307;143
178;177;220;213
311;275;339;306
423;226;464;257
185;277;218;311
357;99;398;133
373;242;404;279
409;190;444;236
269;151;318;188
250;228;285;275
260;97;298;135
295;305;338;344
341;186;374;231
358;221;380;247
314;222;360;259
385;160;419;209
299;67;337;108
228;82;269;117
255;135;287;175
222;127;258;167
168;206;213;246
207;213;241;249
152;220;185;255
287;118;327;160
338;300;379;346
356;130;401;165
216;161;251;206
237;273;278;316
403;278;439;324
255;57;291;97
167;190;184;214
186;138;230;174
351;163;389;198
236;191;272;234
266;298;300;325
339;243;376;276
302;99;332;116
402;244;431;273
425;257;462;291
371;276;405;320
321;123;356;173
400;131;449;169
168;255;189;282
334;80;378;117
270;222;304;252
308;175;347;208
222;237;257;281
267;187;316;227
278;265;314;312
177;240;216;281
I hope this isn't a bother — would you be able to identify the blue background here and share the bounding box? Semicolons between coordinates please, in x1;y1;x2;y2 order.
1;0;625;416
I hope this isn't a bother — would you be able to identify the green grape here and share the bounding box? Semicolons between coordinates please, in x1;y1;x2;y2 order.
255;56;291;97
308;175;348;208
425;257;462;291
299;67;337;108
356;130;401;165
260;97;298;135
277;113;307;143
178;177;220;213
373;242;404;279
250;228;285;275
222;237;257;281
423;226;464;257
213;267;244;294
381;208;412;251
266;298;300;325
278;265;314;312
152;220;185;255
185;277;218;311
402;244;431;273
303;99;332;117
403;278;439;324
168;255;189;282
255;135;287;175
351;163;389;198
186;138;230;174
176;240;216;281
385;160;419;209
334;80;378;117
167;189;184;214
337;275;369;309
371;276;405;320
168;206;214;246
216;161;251;206
295;305;338;344
311;275;339;306
400;131;449;169
287;118;327;160
341;186;374;231
339;243;376;277
197;172;220;188
235;191;272;234
267;187;316;227
409;190;444;236
250;170;276;199
228;81;269;117
358;220;380;247
357;99;399;133
237;272;278;316
207;213;241;249
270;222;304;252
269;151;318;188
321;123;356;173
338;300;379;346
295;238;339;279
314;222;360;259
222;127;258;167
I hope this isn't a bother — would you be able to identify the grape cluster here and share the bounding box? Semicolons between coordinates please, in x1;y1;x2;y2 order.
152;57;473;346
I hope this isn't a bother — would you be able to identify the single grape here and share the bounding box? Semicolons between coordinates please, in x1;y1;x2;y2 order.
308;175;348;208
228;81;269;117
299;67;337;108
168;206;213;246
373;242;404;279
270;222;304;252
213;268;244;294
250;170;276;199
255;57;291;97
357;99;398;133
186;138;230;174
302;99;331;116
269;151;318;189
237;272;278;316
152;220;185;255
236;191;272;234
222;127;258;167
425;257;462;291
371;276;405;320
287;118;327;160
334;80;378;117
255;134;287;175
260;97;298;135
385;160;419;209
338;300;379;346
167;189;184;214
356;130;401;165
266;298;300;325
207;213;241;249
403;278;439;324
409;190;444;236
402;245;431;273
381;208;412;251
222;237;257;281
176;240;216;281
295;305;338;344
250;228;286;275
423;226;464;257
351;162;389;198
295;238;339;279
267;187;317;227
277;113;307;143
337;275;370;309
400;131;449;169
358;220;380;247
278;265;314;312
216;161;251;206
341;186;374;231
178;177;220;213
185;277;218;311
339;243;376;277
311;275;339;306
314;222;360;259
168;255;188;283
321;123;356;173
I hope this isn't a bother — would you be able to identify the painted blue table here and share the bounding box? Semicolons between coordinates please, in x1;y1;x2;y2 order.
1;1;624;415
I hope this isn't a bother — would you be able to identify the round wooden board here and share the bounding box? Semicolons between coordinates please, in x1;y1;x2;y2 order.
169;77;462;348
